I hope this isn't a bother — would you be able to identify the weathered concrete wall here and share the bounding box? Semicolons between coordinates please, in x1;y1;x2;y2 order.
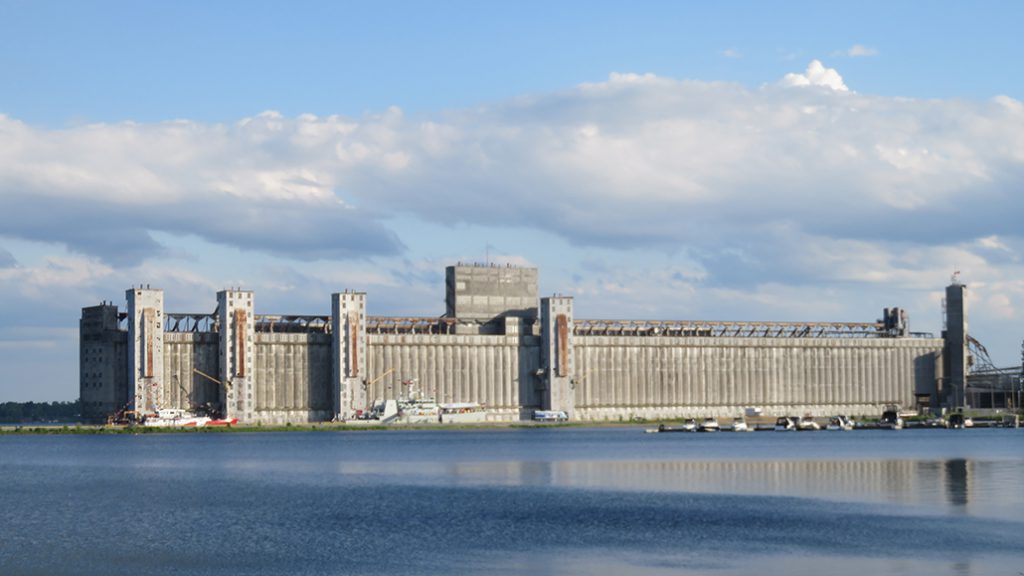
80;305;128;423
163;333;219;412
573;336;944;420
253;333;332;424
126;288;164;414
367;334;543;420
445;264;539;321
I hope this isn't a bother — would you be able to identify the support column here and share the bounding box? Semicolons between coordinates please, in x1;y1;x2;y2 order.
218;289;255;422
332;291;367;420
126;287;164;415
540;296;575;418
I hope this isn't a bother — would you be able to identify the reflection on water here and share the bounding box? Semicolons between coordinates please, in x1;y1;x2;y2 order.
2;428;1023;576
336;456;1022;520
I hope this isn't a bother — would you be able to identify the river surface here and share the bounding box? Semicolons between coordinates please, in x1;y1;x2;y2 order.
1;427;1022;575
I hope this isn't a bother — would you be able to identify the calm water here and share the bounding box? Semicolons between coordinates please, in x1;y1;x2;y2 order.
1;427;1022;575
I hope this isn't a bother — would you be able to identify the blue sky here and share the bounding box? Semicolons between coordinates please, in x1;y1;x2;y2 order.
1;0;1023;401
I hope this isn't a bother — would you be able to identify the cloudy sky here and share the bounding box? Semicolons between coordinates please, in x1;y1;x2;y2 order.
2;1;1023;401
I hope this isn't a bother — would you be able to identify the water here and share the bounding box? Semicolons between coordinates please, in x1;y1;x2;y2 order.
1;427;1022;575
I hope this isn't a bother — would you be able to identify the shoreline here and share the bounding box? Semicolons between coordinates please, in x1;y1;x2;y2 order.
2;413;1020;435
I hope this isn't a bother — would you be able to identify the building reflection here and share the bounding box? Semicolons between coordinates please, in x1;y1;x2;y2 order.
335;455;1022;519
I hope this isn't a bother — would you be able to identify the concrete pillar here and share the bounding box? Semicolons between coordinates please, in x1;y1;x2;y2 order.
218;289;255;422
540;296;575;418
126;287;164;414
332;291;367;419
944;282;968;409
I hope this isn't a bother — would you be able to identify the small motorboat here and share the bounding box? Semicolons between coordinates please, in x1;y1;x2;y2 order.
879;409;904;430
647;423;689;433
698;417;720;432
947;412;969;429
680;418;698;432
826;415;854;431
774;416;796;431
797;415;820;431
728;418;753;432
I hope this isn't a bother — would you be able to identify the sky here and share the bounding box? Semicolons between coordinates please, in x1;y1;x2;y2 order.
1;0;1023;401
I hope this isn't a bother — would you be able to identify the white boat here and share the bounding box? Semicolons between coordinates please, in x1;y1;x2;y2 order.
879;409;904;430
947;412;973;429
439;402;487;423
727;418;753;432
774;416;796;431
698;417;720;432
398;398;441;423
141;408;226;427
826;415;854;431
797;416;820;431
533;410;569;422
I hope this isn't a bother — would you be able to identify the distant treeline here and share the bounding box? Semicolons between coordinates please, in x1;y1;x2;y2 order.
0;400;80;422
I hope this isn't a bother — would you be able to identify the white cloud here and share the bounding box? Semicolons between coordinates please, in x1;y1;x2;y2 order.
3;62;1024;368
721;48;742;58
779;59;849;91
834;44;880;57
977;235;1010;251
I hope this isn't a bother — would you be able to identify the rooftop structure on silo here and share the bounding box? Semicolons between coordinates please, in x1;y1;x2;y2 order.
444;263;539;322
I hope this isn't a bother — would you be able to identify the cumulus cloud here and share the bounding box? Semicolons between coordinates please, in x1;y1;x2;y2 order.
779;59;849;90
1;60;1023;298
0;113;404;265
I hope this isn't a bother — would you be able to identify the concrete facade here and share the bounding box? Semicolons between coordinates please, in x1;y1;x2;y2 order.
445;264;538;322
332;291;367;421
944;282;968;408
80;265;957;424
126;288;164;414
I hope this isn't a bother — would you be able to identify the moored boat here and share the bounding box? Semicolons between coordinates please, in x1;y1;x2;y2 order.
774;416;796;431
797;415;820;431
698;417;720;432
879;408;904;430
439;402;487;423
727;418;753;432
142;408;211;428
826;415;854;431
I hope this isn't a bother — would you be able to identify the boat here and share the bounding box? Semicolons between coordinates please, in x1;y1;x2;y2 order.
647;423;689;433
727;418;753;432
774;416;796;431
947;412;971;429
826;415;854;431
142;408;213;427
879;408;904;430
398;398;441;423
797;415;820;431
533;410;569;422
698;417;720;432
439;402;487;423
680;418;698;432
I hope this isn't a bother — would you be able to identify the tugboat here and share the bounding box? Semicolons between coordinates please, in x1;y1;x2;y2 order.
774;416;796;431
